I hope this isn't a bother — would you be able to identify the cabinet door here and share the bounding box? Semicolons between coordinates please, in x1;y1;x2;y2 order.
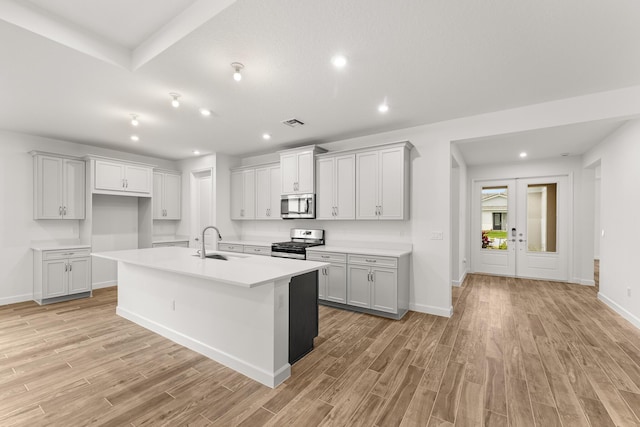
255;167;271;219
230;170;244;219
318;267;327;300
280;153;298;194
68;257;91;294
335;154;355;220
152;172;164;219
347;265;371;308
356;151;379;219
269;166;281;218
326;263;347;303
242;169;256;220
296;151;313;194
63;159;85;219
371;267;398;313
378;147;405;220
95;160;125;191
315;157;335;220
124;165;152;193
36;156;63;219
164;173;181;219
43;259;68;298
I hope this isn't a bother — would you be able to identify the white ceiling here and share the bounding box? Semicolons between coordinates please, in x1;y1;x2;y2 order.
454;119;627;167
1;0;640;160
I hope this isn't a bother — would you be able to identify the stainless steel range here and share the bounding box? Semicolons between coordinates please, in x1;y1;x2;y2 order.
271;229;325;260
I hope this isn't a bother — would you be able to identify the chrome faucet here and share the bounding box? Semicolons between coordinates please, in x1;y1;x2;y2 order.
200;226;222;259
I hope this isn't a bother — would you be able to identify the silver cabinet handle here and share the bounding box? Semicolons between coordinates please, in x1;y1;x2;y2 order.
365;259;377;263
65;264;68;272
126;179;128;188
367;272;372;281
63;206;67;216
321;255;330;259
254;248;261;252
69;263;72;271
371;272;374;282
59;206;63;216
379;205;382;216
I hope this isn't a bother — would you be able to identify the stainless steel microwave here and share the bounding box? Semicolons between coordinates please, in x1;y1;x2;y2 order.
281;194;315;219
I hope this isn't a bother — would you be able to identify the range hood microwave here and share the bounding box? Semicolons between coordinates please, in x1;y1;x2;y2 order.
281;194;315;219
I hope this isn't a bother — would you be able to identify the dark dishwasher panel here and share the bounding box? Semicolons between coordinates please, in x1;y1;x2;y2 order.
289;270;319;364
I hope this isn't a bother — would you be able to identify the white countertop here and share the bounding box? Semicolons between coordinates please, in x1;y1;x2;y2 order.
152;237;190;244
32;244;91;251
92;247;328;288
219;239;275;247
306;245;412;257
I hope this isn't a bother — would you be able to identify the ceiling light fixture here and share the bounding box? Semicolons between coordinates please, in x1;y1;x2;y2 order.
130;114;139;126
231;62;244;81
169;92;181;108
331;55;347;68
130;135;139;142
520;152;527;158
200;108;211;117
378;102;389;113
262;133;271;140
193;150;200;155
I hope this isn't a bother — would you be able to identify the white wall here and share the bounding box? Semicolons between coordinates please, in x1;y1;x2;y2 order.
594;165;601;259
450;145;468;286
584;119;640;328
0;130;176;304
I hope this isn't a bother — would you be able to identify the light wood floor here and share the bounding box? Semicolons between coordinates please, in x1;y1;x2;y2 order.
1;275;640;426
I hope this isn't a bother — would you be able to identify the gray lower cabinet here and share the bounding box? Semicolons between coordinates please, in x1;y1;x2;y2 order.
152;241;189;248
34;247;92;305
308;250;409;319
218;242;271;256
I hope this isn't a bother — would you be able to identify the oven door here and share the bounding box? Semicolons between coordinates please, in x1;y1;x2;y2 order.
281;194;315;219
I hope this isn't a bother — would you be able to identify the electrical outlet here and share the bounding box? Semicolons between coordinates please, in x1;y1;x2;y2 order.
431;232;444;240
278;294;284;309
628;288;632;297
172;300;176;311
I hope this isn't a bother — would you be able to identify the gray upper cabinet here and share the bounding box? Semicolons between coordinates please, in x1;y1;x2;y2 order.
32;152;85;220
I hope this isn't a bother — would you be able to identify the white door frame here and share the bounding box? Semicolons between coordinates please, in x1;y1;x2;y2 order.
471;174;573;282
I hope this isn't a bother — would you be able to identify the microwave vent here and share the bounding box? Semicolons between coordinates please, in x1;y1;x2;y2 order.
281;118;305;128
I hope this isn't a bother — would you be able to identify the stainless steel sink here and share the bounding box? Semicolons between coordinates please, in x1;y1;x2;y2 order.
193;253;229;260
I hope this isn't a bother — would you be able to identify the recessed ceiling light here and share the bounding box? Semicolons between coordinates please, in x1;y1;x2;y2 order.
130;114;139;126
520;152;527;158
200;108;211;117
378;103;389;113
262;133;271;140
169;92;181;108
193;150;200;155
130;135;139;142
231;62;244;81
331;55;347;68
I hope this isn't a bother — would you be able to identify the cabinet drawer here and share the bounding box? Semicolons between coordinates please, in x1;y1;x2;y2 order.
348;254;397;268
243;245;271;256
307;251;346;263
218;243;244;253
43;248;91;260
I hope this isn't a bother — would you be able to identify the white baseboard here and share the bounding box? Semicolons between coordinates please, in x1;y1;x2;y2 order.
598;292;640;330
410;303;453;318
116;306;290;388
0;293;33;306
92;280;117;290
452;270;467;287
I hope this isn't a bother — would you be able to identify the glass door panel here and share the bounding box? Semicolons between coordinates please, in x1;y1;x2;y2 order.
526;183;557;252
481;186;508;251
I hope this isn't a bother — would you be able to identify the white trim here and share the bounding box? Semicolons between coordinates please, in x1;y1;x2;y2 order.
116;307;290;388
597;292;640;330
410;303;453;318
0;293;33;306
452;270;467;287
92;280;117;289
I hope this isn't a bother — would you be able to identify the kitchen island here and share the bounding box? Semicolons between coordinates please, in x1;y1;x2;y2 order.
92;247;327;388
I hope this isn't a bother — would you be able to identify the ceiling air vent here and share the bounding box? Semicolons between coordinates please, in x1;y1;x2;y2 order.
281;118;305;128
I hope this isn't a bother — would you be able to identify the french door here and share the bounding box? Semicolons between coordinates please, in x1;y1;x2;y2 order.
472;176;569;281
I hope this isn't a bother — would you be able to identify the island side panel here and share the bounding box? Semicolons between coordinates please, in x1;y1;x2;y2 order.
115;262;291;388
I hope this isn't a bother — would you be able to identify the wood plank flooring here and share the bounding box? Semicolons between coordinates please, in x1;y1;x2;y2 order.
1;275;640;426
